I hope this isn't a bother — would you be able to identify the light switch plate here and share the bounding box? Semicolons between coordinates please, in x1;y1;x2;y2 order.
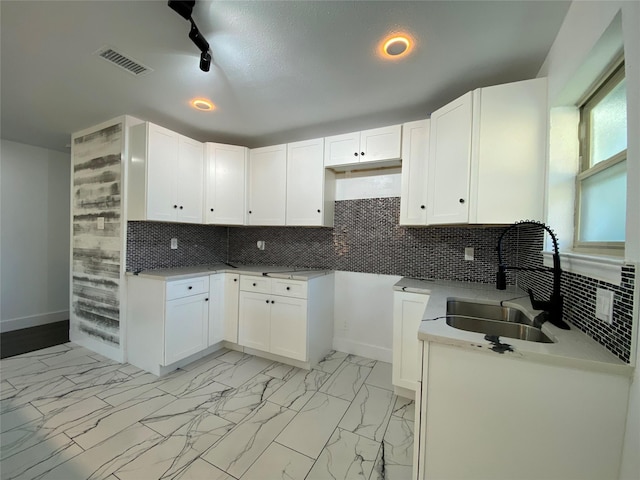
595;288;614;324
97;217;105;230
170;238;178;250
464;247;474;261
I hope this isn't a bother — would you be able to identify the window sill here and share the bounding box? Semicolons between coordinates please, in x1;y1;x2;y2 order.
542;251;624;285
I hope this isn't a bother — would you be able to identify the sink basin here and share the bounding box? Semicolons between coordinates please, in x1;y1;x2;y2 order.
447;299;537;327
446;315;554;343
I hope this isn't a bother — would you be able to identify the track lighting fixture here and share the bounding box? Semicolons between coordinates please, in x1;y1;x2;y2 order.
167;1;195;21
189;19;210;53
168;0;212;72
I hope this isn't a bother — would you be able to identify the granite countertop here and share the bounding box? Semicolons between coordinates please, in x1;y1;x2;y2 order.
127;264;332;281
394;278;633;377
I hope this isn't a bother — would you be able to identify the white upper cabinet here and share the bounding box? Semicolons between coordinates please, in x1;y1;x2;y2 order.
324;124;402;168
128;122;204;223
204;142;248;225
426;78;547;225
286;138;335;227
399;119;430;225
248;144;287;225
469;77;547;224
427;92;474;225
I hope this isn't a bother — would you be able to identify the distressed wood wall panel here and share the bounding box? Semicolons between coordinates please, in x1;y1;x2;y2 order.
71;123;123;347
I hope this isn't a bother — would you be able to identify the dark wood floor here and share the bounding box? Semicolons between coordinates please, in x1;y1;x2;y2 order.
1;320;70;359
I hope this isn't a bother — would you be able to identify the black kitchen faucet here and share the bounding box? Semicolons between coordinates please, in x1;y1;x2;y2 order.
496;220;570;330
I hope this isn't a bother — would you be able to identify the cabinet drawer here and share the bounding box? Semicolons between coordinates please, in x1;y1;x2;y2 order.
166;276;209;300
271;279;307;299
240;275;271;294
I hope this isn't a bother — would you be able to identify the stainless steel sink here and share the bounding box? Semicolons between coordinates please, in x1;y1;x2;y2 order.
446;315;553;343
447;299;537;327
445;300;553;343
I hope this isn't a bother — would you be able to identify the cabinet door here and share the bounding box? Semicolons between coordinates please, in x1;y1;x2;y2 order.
286;138;325;226
360;124;402;163
427;92;473;224
176;136;204;223
208;274;225;346
205;143;248;225
238;291;271;351
270;296;308;361
399;119;430;225
248;145;287;225
146;123;179;222
164;294;208;365
470;78;547;224
392;291;430;391
323;131;360;167
224;273;240;343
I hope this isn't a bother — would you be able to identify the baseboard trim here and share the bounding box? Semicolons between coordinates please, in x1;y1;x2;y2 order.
332;337;392;363
1;310;69;333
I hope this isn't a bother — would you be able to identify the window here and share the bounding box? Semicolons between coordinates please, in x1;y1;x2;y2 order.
576;62;627;252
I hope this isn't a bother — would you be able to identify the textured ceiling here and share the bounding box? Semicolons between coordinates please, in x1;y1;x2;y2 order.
0;0;571;152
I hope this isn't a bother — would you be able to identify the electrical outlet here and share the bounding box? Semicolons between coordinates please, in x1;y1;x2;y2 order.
257;240;265;250
595;288;614;324
97;217;105;230
171;238;178;250
464;247;474;261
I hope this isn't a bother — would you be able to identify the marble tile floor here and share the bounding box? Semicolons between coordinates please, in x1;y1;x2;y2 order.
0;343;415;480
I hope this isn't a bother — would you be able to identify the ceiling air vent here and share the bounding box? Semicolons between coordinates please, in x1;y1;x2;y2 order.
93;46;152;76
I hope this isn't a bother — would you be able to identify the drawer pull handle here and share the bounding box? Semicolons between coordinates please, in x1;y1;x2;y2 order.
265;300;269;304
253;282;257;287
361;151;365;156
188;286;193;290
286;286;291;290
353;152;358;157
271;300;275;304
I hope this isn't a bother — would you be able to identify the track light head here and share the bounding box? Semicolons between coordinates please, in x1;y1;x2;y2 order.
168;1;195;21
199;50;211;72
189;20;210;53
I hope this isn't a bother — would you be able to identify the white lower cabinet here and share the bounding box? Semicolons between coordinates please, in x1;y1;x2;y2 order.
238;273;333;366
127;275;210;376
392;291;429;395
208;272;240;345
415;341;630;480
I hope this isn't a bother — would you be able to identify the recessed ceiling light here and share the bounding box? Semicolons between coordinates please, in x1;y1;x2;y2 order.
380;34;413;59
190;98;215;111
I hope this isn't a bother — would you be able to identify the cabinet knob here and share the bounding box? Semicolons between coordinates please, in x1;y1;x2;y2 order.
353;152;358;157
361;152;365;156
210;208;214;212
271;300;275;304
459;198;465;204
205;298;209;301
253;282;257;287
179;206;184;209
420;205;426;209
233;278;238;282
286;286;290;290
266;300;269;304
173;205;178;209
188;286;193;290
317;209;321;213
249;210;252;214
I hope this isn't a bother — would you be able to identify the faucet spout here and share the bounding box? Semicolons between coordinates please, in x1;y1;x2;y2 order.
496;220;570;330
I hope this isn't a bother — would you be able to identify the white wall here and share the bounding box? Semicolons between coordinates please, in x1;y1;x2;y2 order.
0;140;70;332
538;2;640;478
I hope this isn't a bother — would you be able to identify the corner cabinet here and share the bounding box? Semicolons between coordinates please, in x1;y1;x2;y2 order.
247;144;287;225
208;272;240;345
392;290;429;396
324;124;402;169
426;78;547;225
286;138;335;227
128;122;204;223
399;119;430;225
127;275;209;376
204;143;248;225
238;273;334;366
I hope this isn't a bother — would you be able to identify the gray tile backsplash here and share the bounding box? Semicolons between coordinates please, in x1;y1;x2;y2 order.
126;197;635;363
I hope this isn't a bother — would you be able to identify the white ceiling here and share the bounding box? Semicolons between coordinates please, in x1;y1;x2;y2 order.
0;0;571;153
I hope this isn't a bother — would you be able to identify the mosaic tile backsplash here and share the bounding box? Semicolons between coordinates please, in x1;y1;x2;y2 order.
126;197;635;363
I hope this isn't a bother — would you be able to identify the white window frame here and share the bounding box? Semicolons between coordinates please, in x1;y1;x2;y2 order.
574;61;626;255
